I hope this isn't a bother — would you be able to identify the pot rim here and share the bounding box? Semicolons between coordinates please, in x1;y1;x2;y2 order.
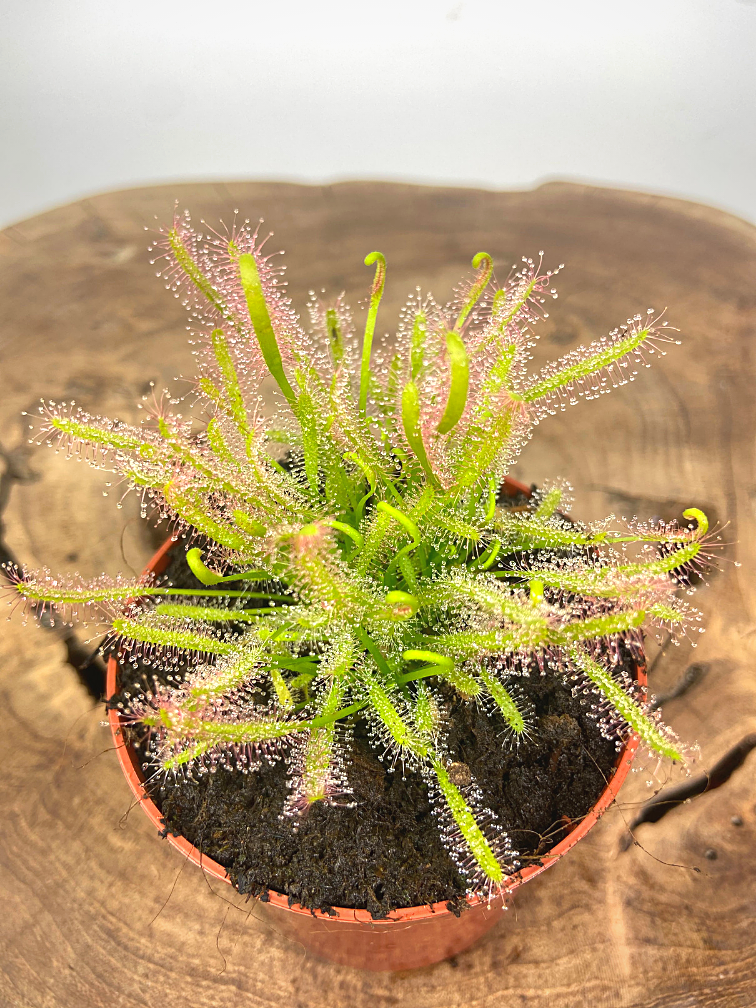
106;475;644;925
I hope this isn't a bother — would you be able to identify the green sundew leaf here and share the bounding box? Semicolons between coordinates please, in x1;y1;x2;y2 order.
491;289;506;315
473;273;541;361
485;478;498;521
494;515;595;552
295;379;320;493
443;665;482;697
288;671;317;689
522;327;652;403
403;649;449;673
343;451;376;518
286;525;358;611
343;450;375;493
185;548;269;585
377;500;424;574
209;328;249;435
426;629;535;659
277;655;319;674
475;345;517;420
434;510;481;543
364;669;425;756
551;609;646;646
499;273;539;328
454;252;494;332
323;520;364;551
431;757;503;883
401;381;439;487
122;469;161;488
325;307;344;366
324;459;355;513
198;378;225;411
569;645;683;761
646;603;686;623
493;564;595;592
51;416;157;455
359;251;386;417
168;227;230;318
206;418;239;469
494;539;702;598
376;501;420;550
386;351;403;404
682;507;708;537
184;549;228;586
413;680;438;737
398;555;420;594
237;253;298;409
270;666;295;710
319;633;356;677
533;486;563;520
196;717;302;742
161;716;307;769
153;603;267;623
306;700;366;728
428;577;546;629
15;577;146;606
357;628;405;693
155;417;238;496
256;625;313;643
475;539;501;571
410;311;428;380
165;488;248;552
400;651;480;696
232;510;267;537
429;605;644;657
454;396;515;490
299;677;348;804
436;331;470;436
355;485;434;577
328;379;391;480
267;427;301;446
454;343;516;470
375;590;419;622
113;618;237;655
477;665;527;735
187;648;264;700
158;588;282;599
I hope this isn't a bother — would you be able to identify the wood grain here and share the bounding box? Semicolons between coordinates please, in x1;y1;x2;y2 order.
1;180;755;1007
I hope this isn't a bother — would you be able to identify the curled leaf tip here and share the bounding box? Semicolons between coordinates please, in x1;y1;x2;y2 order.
186;548;223;586
471;251;493;270
364;251;386;298
455;252;494;330
380;591;419;621
359;252;387;416
682;508;708;537
364;250;385;268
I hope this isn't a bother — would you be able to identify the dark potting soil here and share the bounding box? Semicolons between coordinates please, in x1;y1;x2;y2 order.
111;509;629;919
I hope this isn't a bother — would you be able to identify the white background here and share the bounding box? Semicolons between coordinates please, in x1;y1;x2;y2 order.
1;0;754;228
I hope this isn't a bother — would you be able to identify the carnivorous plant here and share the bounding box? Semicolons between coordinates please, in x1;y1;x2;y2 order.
8;212;711;894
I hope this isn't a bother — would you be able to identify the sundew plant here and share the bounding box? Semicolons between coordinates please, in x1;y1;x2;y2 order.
10;212;711;894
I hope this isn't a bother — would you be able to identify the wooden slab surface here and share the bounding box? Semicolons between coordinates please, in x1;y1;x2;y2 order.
1;180;755;1008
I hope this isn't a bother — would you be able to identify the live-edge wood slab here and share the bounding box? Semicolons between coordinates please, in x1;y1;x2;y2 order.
1;180;755;1008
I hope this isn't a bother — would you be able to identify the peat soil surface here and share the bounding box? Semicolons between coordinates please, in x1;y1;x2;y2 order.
112;542;624;918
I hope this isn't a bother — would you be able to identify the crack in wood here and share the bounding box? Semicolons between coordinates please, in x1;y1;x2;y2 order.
621;732;756;844
0;438;107;700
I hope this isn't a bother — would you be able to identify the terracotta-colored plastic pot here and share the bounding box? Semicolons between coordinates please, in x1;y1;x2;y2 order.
107;476;645;971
